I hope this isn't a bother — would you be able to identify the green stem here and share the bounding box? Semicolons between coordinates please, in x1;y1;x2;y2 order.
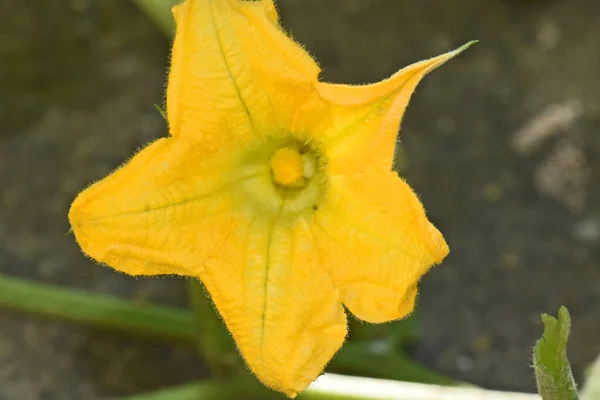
187;279;245;377
0;273;196;344
0;273;455;385
335;341;456;386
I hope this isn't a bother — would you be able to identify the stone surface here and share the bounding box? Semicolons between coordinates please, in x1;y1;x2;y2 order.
1;0;599;398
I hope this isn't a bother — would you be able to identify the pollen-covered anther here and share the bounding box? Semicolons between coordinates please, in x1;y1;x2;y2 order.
270;147;306;187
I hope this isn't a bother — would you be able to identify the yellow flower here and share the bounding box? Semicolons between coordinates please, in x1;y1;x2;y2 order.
69;0;473;396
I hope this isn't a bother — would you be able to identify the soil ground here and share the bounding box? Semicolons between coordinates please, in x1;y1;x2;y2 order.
1;0;599;398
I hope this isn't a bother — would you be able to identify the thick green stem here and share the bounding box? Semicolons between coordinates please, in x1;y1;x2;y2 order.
0;273;456;385
0;273;196;344
335;341;456;386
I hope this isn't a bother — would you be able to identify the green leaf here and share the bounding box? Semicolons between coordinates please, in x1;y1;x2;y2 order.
533;306;579;400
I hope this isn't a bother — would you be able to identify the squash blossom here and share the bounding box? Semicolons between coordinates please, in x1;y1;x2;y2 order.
69;0;473;396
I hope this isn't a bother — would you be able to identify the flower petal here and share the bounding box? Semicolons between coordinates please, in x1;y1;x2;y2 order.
201;214;347;397
297;42;476;175
68;137;254;277
241;0;278;23
167;0;320;150
312;172;449;323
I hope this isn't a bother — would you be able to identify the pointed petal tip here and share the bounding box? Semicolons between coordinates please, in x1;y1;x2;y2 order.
427;223;450;265
68;194;92;258
436;240;450;264
451;40;479;56
68;186;97;238
68;192;84;232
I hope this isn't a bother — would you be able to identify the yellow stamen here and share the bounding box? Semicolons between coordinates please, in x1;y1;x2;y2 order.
270;147;304;187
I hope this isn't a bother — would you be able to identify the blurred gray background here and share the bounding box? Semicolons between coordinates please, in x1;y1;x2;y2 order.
1;0;599;398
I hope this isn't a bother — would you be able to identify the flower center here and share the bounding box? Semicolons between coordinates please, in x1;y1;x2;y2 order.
270;147;304;187
234;135;326;217
269;146;317;189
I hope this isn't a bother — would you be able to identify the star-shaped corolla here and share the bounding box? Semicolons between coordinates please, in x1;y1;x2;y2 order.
69;0;472;396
